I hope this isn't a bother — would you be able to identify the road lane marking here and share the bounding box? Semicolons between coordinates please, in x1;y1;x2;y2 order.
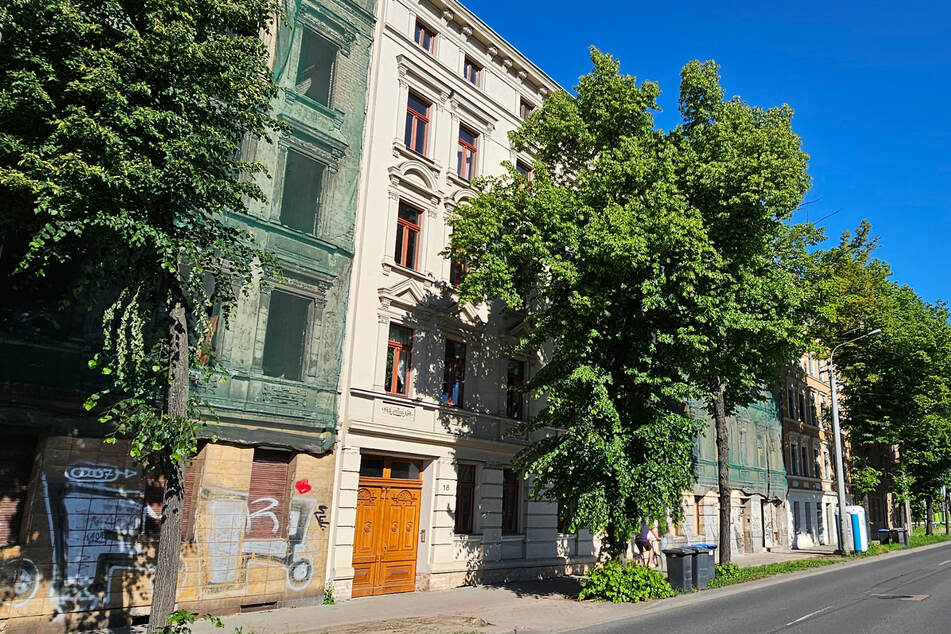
785;606;831;626
938;559;951;566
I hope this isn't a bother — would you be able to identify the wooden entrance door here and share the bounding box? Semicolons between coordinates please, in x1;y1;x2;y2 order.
352;457;422;597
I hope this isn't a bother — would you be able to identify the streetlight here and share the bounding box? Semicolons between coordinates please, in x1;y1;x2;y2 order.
828;328;882;554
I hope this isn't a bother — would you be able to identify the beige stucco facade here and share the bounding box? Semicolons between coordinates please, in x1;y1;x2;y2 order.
326;0;596;600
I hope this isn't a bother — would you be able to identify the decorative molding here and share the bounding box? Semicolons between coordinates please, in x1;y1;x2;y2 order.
442;9;454;22
487;46;498;57
502;59;513;69
462;25;473;37
517;70;527;80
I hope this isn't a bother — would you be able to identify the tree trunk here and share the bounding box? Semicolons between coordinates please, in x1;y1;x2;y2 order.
148;299;188;631
712;381;732;564
926;498;933;536
945;492;949;535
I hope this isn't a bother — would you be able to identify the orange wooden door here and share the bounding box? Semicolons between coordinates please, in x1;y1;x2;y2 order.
351;459;422;597
377;487;421;595
351;486;384;598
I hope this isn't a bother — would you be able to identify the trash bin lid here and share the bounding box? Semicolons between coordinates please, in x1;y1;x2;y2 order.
878;528;891;533
662;548;685;555
680;547;699;554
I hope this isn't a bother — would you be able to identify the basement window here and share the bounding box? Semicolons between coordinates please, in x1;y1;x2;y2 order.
262;290;310;381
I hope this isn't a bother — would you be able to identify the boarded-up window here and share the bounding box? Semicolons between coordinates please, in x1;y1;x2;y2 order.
262;290;310;381
246;449;290;539
181;461;199;540
280;149;325;235
296;30;336;106
143;476;165;541
0;435;35;545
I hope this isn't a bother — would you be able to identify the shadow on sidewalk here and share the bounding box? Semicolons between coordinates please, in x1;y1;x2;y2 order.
484;575;584;599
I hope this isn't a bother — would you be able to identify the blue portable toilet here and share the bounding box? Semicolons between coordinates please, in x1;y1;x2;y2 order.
847;505;868;552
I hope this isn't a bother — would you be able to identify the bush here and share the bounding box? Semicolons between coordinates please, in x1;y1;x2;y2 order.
714;562;740;580
579;561;675;603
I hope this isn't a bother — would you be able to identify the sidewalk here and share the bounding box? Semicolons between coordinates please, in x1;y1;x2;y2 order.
732;544;838;568
190;578;634;634
187;548;840;634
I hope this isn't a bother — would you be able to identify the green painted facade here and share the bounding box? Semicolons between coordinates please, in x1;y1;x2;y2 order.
690;395;788;500
198;0;376;449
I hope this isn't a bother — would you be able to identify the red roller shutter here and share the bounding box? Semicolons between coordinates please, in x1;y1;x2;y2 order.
0;435;36;545
246;449;290;539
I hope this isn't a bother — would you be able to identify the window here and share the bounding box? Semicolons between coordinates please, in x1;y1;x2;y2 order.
506;359;525;419
385;324;413;396
143;477;165;541
247;449;290;539
808;392;817;425
442;340;466;407
449;256;467;288
519;99;533;120
502;468;519;534
296;30;336;106
456;126;478;181
454;464;476;534
790;443;799;475
280;149;325;234
814;447;822;479
816;506;823;536
801;445;810;477
0;435;35;545
404;93;430;155
515;160;532;180
805;501;813;533
394;201;421;269
694;496;704;535
360;456;422;480
787;386;796;419
793;501;800;531
463;57;481;85
798;391;806;422
262;290;310;381
414;21;435;53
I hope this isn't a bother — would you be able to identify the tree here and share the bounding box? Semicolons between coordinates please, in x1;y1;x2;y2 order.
0;0;281;628
448;50;713;557
673;61;815;563
815;229;951;535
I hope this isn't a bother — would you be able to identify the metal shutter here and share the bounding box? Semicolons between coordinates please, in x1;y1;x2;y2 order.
0;435;36;545
246;449;290;539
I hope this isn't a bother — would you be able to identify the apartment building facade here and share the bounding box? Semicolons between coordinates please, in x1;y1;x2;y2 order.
782;354;846;549
0;1;376;629
661;398;789;555
327;0;596;601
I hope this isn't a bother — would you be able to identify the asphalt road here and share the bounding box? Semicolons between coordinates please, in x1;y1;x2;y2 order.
575;542;951;634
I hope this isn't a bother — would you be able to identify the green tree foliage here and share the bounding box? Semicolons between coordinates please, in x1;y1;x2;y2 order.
0;0;281;626
673;60;816;563
815;226;951;532
448;51;816;560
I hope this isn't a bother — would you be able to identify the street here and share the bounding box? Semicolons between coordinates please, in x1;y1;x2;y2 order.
578;542;951;634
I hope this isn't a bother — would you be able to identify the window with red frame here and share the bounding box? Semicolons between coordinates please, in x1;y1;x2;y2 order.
506;359;525;419
463;57;481;85
441;339;466;407
414;21;435;53
519;99;533;120
454;464;476;534
502;468;520;534
515;160;532;180
404;93;430;155
394;201;421;269
385;324;413;395
456;126;478;181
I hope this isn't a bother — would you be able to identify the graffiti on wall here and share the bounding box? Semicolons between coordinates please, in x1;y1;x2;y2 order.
196;480;323;594
1;459;329;614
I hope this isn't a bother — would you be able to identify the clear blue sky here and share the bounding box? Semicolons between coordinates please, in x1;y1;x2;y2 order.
465;0;950;304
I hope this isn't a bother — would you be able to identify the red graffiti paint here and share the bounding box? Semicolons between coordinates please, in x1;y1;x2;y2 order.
295;479;312;495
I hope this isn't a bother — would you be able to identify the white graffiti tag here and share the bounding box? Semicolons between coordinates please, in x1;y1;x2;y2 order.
247;497;281;533
64;464;137;483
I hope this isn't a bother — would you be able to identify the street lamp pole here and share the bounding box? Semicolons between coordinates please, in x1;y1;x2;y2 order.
828;328;882;554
